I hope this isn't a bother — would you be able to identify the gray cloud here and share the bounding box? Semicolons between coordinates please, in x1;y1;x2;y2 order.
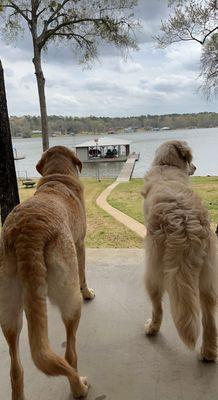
20;73;36;85
85;80;129;96
152;77;198;94
135;0;168;20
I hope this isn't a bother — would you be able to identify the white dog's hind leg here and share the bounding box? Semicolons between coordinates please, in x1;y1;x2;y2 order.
199;264;217;362
145;272;163;336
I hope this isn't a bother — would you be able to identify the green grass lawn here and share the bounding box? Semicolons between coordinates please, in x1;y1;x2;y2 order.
191;177;218;224
108;177;218;230
82;179;143;247
18;178;143;248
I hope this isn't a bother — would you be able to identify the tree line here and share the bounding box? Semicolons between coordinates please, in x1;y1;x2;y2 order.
10;112;218;137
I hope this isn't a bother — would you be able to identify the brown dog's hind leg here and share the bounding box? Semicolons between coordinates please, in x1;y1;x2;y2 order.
76;242;95;301
2;313;25;400
0;272;25;400
3;325;25;400
58;303;89;397
63;314;80;370
46;239;89;397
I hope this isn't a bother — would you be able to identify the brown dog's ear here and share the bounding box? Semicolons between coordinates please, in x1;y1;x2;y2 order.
173;141;192;163
71;152;82;173
36;152;47;175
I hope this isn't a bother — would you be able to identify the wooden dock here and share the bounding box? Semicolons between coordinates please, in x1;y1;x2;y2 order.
116;152;139;182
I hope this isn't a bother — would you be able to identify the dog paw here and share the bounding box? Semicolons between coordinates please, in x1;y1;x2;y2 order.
199;348;217;363
82;287;95;301
73;376;90;398
144;319;159;336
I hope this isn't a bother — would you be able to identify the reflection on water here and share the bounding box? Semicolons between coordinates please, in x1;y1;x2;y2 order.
12;127;218;178
82;161;124;179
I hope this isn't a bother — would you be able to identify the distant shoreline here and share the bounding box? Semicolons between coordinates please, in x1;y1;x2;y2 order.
10;112;218;138
12;125;218;139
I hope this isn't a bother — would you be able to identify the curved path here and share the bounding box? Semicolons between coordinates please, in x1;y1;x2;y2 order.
96;181;146;239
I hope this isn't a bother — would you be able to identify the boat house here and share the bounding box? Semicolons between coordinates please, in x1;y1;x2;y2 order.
75;137;131;163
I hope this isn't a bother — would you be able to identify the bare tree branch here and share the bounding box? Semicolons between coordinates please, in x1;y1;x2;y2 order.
0;0;138;149
156;0;218;98
4;1;31;23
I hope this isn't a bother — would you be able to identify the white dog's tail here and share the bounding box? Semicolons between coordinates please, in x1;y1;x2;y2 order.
147;199;210;349
164;247;201;349
162;215;210;349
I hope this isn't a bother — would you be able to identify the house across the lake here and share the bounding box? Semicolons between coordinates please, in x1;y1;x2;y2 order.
75;137;131;163
74;137;138;179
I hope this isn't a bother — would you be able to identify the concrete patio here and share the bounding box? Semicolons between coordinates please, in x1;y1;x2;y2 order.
0;249;217;400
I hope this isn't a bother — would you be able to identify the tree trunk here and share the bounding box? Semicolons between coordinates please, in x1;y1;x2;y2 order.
33;47;49;151
0;60;20;226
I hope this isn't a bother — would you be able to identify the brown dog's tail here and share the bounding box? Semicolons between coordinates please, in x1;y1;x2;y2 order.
15;239;79;383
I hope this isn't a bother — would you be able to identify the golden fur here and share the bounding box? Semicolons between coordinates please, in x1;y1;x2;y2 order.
0;146;95;400
142;140;217;361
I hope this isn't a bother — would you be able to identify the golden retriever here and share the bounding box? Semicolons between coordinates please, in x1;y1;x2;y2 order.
142;140;217;361
0;146;95;400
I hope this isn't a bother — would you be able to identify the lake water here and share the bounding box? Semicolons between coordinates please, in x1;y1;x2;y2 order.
12;127;218;178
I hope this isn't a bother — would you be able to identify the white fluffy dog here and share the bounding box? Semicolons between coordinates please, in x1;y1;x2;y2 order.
142;140;217;361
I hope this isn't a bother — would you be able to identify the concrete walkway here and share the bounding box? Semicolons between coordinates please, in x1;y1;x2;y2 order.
96;181;146;239
96;152;146;238
1;249;217;400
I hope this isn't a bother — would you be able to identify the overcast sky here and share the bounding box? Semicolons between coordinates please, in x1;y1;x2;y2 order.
0;0;217;117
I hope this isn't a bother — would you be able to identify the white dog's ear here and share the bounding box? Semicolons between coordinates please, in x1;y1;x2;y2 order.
141;178;151;198
173;141;192;163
